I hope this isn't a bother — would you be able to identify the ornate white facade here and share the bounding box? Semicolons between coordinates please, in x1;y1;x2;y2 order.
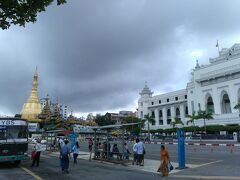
137;44;240;129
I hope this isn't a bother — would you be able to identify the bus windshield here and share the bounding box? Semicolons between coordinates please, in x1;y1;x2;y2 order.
0;126;27;140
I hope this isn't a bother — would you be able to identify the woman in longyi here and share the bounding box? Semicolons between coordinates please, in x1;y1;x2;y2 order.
158;145;170;177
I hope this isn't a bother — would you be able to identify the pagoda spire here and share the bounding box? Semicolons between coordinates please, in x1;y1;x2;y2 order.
20;67;42;121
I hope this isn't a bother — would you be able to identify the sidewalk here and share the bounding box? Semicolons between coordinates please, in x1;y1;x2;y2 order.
47;150;198;175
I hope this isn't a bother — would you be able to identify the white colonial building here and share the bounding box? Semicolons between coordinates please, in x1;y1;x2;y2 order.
137;43;240;129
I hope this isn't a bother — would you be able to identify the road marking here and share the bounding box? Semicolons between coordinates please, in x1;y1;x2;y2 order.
171;175;240;179
169;155;217;161
195;160;223;168
20;166;43;180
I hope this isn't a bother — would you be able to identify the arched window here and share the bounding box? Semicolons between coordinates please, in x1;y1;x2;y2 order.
176;107;180;116
206;96;214;113
151;111;155;117
185;106;188;115
159;110;162;117
167;109;171;116
221;92;231;114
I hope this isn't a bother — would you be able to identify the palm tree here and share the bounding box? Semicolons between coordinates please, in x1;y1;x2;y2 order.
144;113;155;141
197;110;213;134
170;117;184;137
186;112;198;134
171;117;184;128
234;103;240;117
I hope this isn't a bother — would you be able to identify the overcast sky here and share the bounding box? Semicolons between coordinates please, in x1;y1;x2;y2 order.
1;0;240;117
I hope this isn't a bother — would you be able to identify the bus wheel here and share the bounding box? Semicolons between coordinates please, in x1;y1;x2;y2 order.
14;160;21;166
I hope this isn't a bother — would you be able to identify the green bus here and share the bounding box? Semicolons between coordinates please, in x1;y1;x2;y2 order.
0;118;28;165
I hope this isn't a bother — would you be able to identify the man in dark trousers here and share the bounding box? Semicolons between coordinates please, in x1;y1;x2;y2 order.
60;140;71;173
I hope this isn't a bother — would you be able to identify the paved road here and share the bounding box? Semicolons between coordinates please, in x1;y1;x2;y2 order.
0;143;240;180
79;141;240;164
0;152;161;180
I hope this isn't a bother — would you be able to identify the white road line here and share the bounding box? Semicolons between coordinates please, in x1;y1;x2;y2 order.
20;166;43;180
194;160;223;168
171;175;240;179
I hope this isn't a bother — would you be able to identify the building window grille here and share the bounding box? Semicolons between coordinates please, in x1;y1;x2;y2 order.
151;111;155;117
176;108;180;116
185;106;188;115
159;120;163;125
167;119;171;124
159;110;162;117
167;109;171;116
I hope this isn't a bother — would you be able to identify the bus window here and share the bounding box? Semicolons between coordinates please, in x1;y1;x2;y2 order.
7;126;27;139
0;129;6;139
18;127;27;138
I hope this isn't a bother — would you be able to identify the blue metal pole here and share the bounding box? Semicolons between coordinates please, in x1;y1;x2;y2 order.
177;128;186;169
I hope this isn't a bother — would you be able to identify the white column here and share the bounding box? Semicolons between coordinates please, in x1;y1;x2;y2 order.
155;108;159;126
229;84;236;113
213;88;221;114
171;106;175;122
162;107;167;125
180;104;185;122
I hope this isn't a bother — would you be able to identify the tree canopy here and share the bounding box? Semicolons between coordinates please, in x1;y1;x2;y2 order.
95;114;115;126
0;0;66;30
122;116;143;134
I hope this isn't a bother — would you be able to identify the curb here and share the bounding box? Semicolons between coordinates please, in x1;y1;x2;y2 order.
146;141;240;147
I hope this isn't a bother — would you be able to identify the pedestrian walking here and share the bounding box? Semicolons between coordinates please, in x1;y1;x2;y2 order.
132;139;138;165
58;137;64;150
60;140;71;174
88;138;93;161
136;138;145;166
72;142;80;164
158;145;170;177
123;143;130;160
31;139;42;167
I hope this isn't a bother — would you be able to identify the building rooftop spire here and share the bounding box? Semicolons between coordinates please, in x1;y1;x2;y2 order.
195;59;200;69
140;81;153;96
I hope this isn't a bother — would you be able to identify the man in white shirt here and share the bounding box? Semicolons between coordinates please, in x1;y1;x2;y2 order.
132;139;138;165
31;139;42;167
135;138;145;166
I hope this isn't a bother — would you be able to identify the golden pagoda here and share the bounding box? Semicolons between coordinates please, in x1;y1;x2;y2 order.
20;67;42;122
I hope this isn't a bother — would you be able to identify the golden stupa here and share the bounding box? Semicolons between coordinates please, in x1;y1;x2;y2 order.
20;67;42;122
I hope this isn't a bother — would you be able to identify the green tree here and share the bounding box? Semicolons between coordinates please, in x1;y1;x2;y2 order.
186;112;198;134
197;110;213;134
95;114;115;126
171;117;184;128
144;113;155;141
122;116;143;135
234;103;240;117
0;0;66;30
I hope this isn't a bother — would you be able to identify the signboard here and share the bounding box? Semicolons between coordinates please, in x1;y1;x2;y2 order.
0;126;7;130
28;123;39;132
67;133;78;149
0;120;27;126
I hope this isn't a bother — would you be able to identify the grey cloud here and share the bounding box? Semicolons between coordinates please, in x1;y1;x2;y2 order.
1;0;240;114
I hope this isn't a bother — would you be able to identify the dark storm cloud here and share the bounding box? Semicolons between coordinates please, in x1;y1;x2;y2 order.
1;0;240;115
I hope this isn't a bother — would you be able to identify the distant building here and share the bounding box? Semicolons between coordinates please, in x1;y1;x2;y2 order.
59;105;69;120
137;43;240;129
106;111;135;124
40;96;69;120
